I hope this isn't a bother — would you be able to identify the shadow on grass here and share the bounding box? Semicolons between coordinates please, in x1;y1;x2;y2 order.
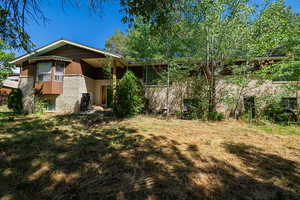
0;111;299;199
223;142;300;199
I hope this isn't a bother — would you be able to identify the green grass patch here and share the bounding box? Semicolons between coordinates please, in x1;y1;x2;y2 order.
249;123;300;136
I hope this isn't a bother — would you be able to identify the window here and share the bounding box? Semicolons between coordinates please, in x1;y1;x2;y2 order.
37;62;52;82
55;62;64;81
281;98;297;110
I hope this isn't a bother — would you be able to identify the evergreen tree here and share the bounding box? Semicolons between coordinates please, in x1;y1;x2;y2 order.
113;71;144;118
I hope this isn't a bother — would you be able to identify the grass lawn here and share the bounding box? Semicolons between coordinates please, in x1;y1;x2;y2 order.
0;107;300;200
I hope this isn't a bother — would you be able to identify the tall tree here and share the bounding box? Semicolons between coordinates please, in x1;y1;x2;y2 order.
250;0;295;57
105;29;128;55
0;39;15;85
125;0;296;115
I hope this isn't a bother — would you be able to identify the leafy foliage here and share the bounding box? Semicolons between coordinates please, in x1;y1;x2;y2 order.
207;111;225;121
105;29;128;55
120;0;184;24
0;39;15;84
113;71;144;118
123;0;299;120
0;5;34;51
263;102;298;124
7;88;23;113
250;1;300;57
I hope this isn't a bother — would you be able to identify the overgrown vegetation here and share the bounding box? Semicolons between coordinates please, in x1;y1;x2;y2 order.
113;71;144;118
103;0;297;122
7;88;23;113
0;39;15;84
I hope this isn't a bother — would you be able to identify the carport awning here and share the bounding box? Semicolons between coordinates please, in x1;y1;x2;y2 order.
28;56;72;63
82;58;124;68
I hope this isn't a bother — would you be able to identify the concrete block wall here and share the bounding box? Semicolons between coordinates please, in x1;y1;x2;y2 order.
56;75;83;113
55;75;110;113
19;76;35;113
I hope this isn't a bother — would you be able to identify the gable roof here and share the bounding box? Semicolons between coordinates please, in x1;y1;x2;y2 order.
9;39;122;65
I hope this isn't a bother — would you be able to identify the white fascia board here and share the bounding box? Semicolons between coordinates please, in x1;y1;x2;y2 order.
9;39;122;65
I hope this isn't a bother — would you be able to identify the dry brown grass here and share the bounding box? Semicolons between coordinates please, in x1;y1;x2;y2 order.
0;111;300;200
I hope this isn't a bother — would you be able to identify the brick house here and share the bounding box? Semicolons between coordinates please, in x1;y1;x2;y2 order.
9;39;168;113
9;39;297;115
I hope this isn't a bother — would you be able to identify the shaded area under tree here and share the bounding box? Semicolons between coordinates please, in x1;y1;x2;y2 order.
0;112;299;200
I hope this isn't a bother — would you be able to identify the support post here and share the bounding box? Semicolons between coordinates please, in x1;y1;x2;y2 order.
112;61;117;98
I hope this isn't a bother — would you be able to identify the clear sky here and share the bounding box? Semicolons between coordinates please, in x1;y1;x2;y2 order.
16;0;128;56
15;0;300;56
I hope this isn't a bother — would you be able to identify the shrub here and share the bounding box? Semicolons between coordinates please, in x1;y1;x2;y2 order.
7;88;23;113
207;111;224;121
34;97;47;113
263;103;297;124
113;71;144;118
182;99;206;119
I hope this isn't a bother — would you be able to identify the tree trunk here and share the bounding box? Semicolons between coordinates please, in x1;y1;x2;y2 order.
208;72;216;113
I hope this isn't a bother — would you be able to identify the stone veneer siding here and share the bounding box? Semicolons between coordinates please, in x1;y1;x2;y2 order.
144;80;295;116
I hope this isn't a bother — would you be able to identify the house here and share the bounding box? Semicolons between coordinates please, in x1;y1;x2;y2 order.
9;39;297;115
0;72;19;105
9;39;167;113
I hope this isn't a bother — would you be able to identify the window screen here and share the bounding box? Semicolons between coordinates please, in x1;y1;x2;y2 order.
37;62;52;82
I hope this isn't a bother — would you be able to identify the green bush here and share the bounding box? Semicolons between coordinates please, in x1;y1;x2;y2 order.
263;103;297;124
34;97;47;113
182;99;206;119
7;88;23;113
113;71;144;118
207;111;224;121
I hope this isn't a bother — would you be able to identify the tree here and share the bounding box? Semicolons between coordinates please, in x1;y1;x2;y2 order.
250;0;295;57
105;29;128;55
113;71;144;118
124;0;297;118
0;39;15;85
126;0;254;113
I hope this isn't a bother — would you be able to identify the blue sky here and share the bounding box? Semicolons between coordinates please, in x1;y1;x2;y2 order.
15;0;300;56
16;0;128;56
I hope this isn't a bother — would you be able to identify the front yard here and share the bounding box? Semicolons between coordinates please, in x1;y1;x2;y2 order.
0;107;300;200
